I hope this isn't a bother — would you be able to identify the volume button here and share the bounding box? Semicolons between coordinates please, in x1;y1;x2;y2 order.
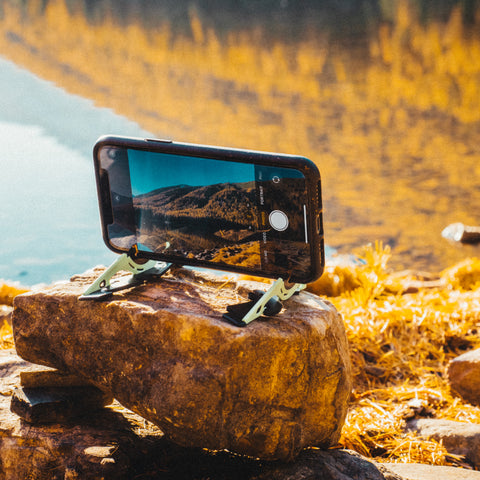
145;138;173;143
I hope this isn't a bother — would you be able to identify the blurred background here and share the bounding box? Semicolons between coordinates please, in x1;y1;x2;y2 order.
1;0;480;285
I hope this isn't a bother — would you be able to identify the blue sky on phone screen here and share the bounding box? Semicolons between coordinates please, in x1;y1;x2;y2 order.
127;149;255;196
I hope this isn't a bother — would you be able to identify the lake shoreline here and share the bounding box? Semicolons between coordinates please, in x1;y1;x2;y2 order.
2;1;480;274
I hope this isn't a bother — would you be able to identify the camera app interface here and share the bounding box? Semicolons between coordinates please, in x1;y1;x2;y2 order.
103;147;312;279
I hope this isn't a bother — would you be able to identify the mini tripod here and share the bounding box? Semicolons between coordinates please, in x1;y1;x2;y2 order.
80;253;305;327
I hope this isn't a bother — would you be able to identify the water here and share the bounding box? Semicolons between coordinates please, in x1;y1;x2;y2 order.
0;57;150;285
1;0;480;279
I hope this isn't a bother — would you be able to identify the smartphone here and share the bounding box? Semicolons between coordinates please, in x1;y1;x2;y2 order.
93;135;324;284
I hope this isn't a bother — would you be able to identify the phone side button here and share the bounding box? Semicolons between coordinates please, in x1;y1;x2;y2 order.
145;138;173;143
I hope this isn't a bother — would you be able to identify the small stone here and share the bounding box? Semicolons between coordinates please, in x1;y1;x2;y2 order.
407;418;480;468
442;223;480;244
83;445;117;458
251;449;402;480
10;386;113;424
448;348;480;406
386;462;480;480
12;267;353;461
84;445;118;466
0;349;75;398
20;368;93;388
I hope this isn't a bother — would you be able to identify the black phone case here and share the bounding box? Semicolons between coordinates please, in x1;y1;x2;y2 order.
93;135;324;283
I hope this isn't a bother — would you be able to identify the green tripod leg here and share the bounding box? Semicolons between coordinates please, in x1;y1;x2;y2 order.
223;279;306;327
79;253;172;300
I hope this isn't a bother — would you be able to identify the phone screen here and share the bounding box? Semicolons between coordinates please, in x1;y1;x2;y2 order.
98;145;317;281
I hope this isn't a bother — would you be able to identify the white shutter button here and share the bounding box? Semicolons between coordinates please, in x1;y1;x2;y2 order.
269;210;289;231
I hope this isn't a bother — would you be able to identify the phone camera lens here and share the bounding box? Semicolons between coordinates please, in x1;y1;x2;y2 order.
107;147;118;159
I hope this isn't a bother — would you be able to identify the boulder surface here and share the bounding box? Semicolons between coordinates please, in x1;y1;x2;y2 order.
0;350;400;480
407;418;480;468
0;349;165;479
12;267;352;461
448;348;480;407
386;463;480;480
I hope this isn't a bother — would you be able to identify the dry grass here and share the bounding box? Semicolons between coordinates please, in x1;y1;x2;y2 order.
0;283;28;307
309;242;480;467
0;319;14;349
0;283;28;349
2;244;480;467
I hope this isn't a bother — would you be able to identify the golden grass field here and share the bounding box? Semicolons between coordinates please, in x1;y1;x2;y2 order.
312;244;480;466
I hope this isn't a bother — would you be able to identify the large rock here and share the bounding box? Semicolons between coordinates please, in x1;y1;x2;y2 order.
448;348;480;407
12;267;352;461
0;350;399;480
0;349;399;479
